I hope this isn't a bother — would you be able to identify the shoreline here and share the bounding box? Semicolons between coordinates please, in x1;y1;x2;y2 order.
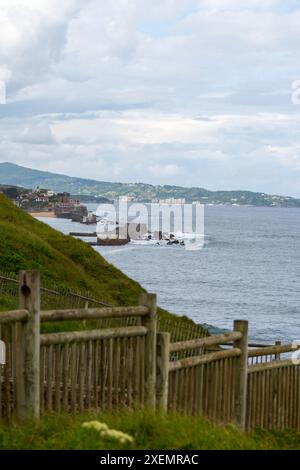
29;211;56;218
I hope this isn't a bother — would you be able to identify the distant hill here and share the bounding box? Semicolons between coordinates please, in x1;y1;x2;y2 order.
0;162;300;207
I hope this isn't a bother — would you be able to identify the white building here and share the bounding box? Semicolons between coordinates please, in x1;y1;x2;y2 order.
159;198;186;205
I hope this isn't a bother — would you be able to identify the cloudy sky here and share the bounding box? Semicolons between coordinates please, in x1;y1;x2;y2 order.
0;0;300;196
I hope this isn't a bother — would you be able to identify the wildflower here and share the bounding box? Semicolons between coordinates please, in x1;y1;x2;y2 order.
82;421;109;432
82;420;134;445
100;429;134;445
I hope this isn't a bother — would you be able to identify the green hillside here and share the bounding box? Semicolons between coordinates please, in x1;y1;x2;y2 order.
0;193;143;307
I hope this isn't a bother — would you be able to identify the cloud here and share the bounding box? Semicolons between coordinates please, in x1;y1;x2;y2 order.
0;0;300;195
149;163;183;178
0;0;81;91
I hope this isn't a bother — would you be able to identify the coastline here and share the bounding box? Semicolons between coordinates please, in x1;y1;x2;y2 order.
29;211;55;218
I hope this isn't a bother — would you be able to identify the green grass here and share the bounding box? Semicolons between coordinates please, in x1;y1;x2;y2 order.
0;410;299;450
0;193;143;305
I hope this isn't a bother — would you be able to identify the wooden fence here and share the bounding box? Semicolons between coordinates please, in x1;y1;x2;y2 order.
0;272;156;421
157;321;248;429
157;326;300;431
246;347;300;431
1;270;300;433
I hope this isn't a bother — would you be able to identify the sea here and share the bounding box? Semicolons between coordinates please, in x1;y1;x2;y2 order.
38;205;300;344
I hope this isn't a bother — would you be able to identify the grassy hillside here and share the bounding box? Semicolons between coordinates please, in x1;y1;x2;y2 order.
0;410;299;450
0;193;143;307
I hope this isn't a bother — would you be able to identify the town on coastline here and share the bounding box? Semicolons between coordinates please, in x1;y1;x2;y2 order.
0;185;97;223
0;184;189;247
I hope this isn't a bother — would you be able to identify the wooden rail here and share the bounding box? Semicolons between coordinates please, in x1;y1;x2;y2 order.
40;326;148;346
0;309;28;324
41;306;149;322
170;331;242;353
248;343;299;358
170;348;241;371
248;359;295;373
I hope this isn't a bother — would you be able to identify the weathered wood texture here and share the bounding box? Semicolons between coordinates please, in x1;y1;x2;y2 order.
19;271;40;420
167;324;245;424
140;293;157;409
233;320;248;431
0;310;28;324
170;348;240;371
167;320;300;431
40;333;146;413
40;326;147;346
156;332;170;412
246;363;300;431
170;331;242;353
0;316;28;422
168;355;239;423
41;306;149;322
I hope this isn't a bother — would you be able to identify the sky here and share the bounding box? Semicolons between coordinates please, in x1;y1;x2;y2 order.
0;0;300;196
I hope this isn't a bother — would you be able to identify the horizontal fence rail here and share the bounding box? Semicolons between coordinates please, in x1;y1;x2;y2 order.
169;348;241;371
248;359;296;372
0;310;29;324
170;331;242;353
40;326;148;346
248;343;297;358
41;306;149;322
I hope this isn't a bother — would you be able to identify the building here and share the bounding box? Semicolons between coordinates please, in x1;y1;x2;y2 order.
159;198;186;205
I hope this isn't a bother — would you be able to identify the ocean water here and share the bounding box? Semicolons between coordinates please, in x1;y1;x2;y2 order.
39;206;300;343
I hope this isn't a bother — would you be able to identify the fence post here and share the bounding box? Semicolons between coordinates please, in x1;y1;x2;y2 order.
233;320;248;431
140;293;157;409
19;271;40;419
156;332;170;412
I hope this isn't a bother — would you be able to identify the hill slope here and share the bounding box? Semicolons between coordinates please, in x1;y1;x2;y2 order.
1;162;299;207
0;193;143;306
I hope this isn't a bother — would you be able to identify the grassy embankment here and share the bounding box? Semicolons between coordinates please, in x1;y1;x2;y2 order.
0;410;300;450
0;193;205;335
